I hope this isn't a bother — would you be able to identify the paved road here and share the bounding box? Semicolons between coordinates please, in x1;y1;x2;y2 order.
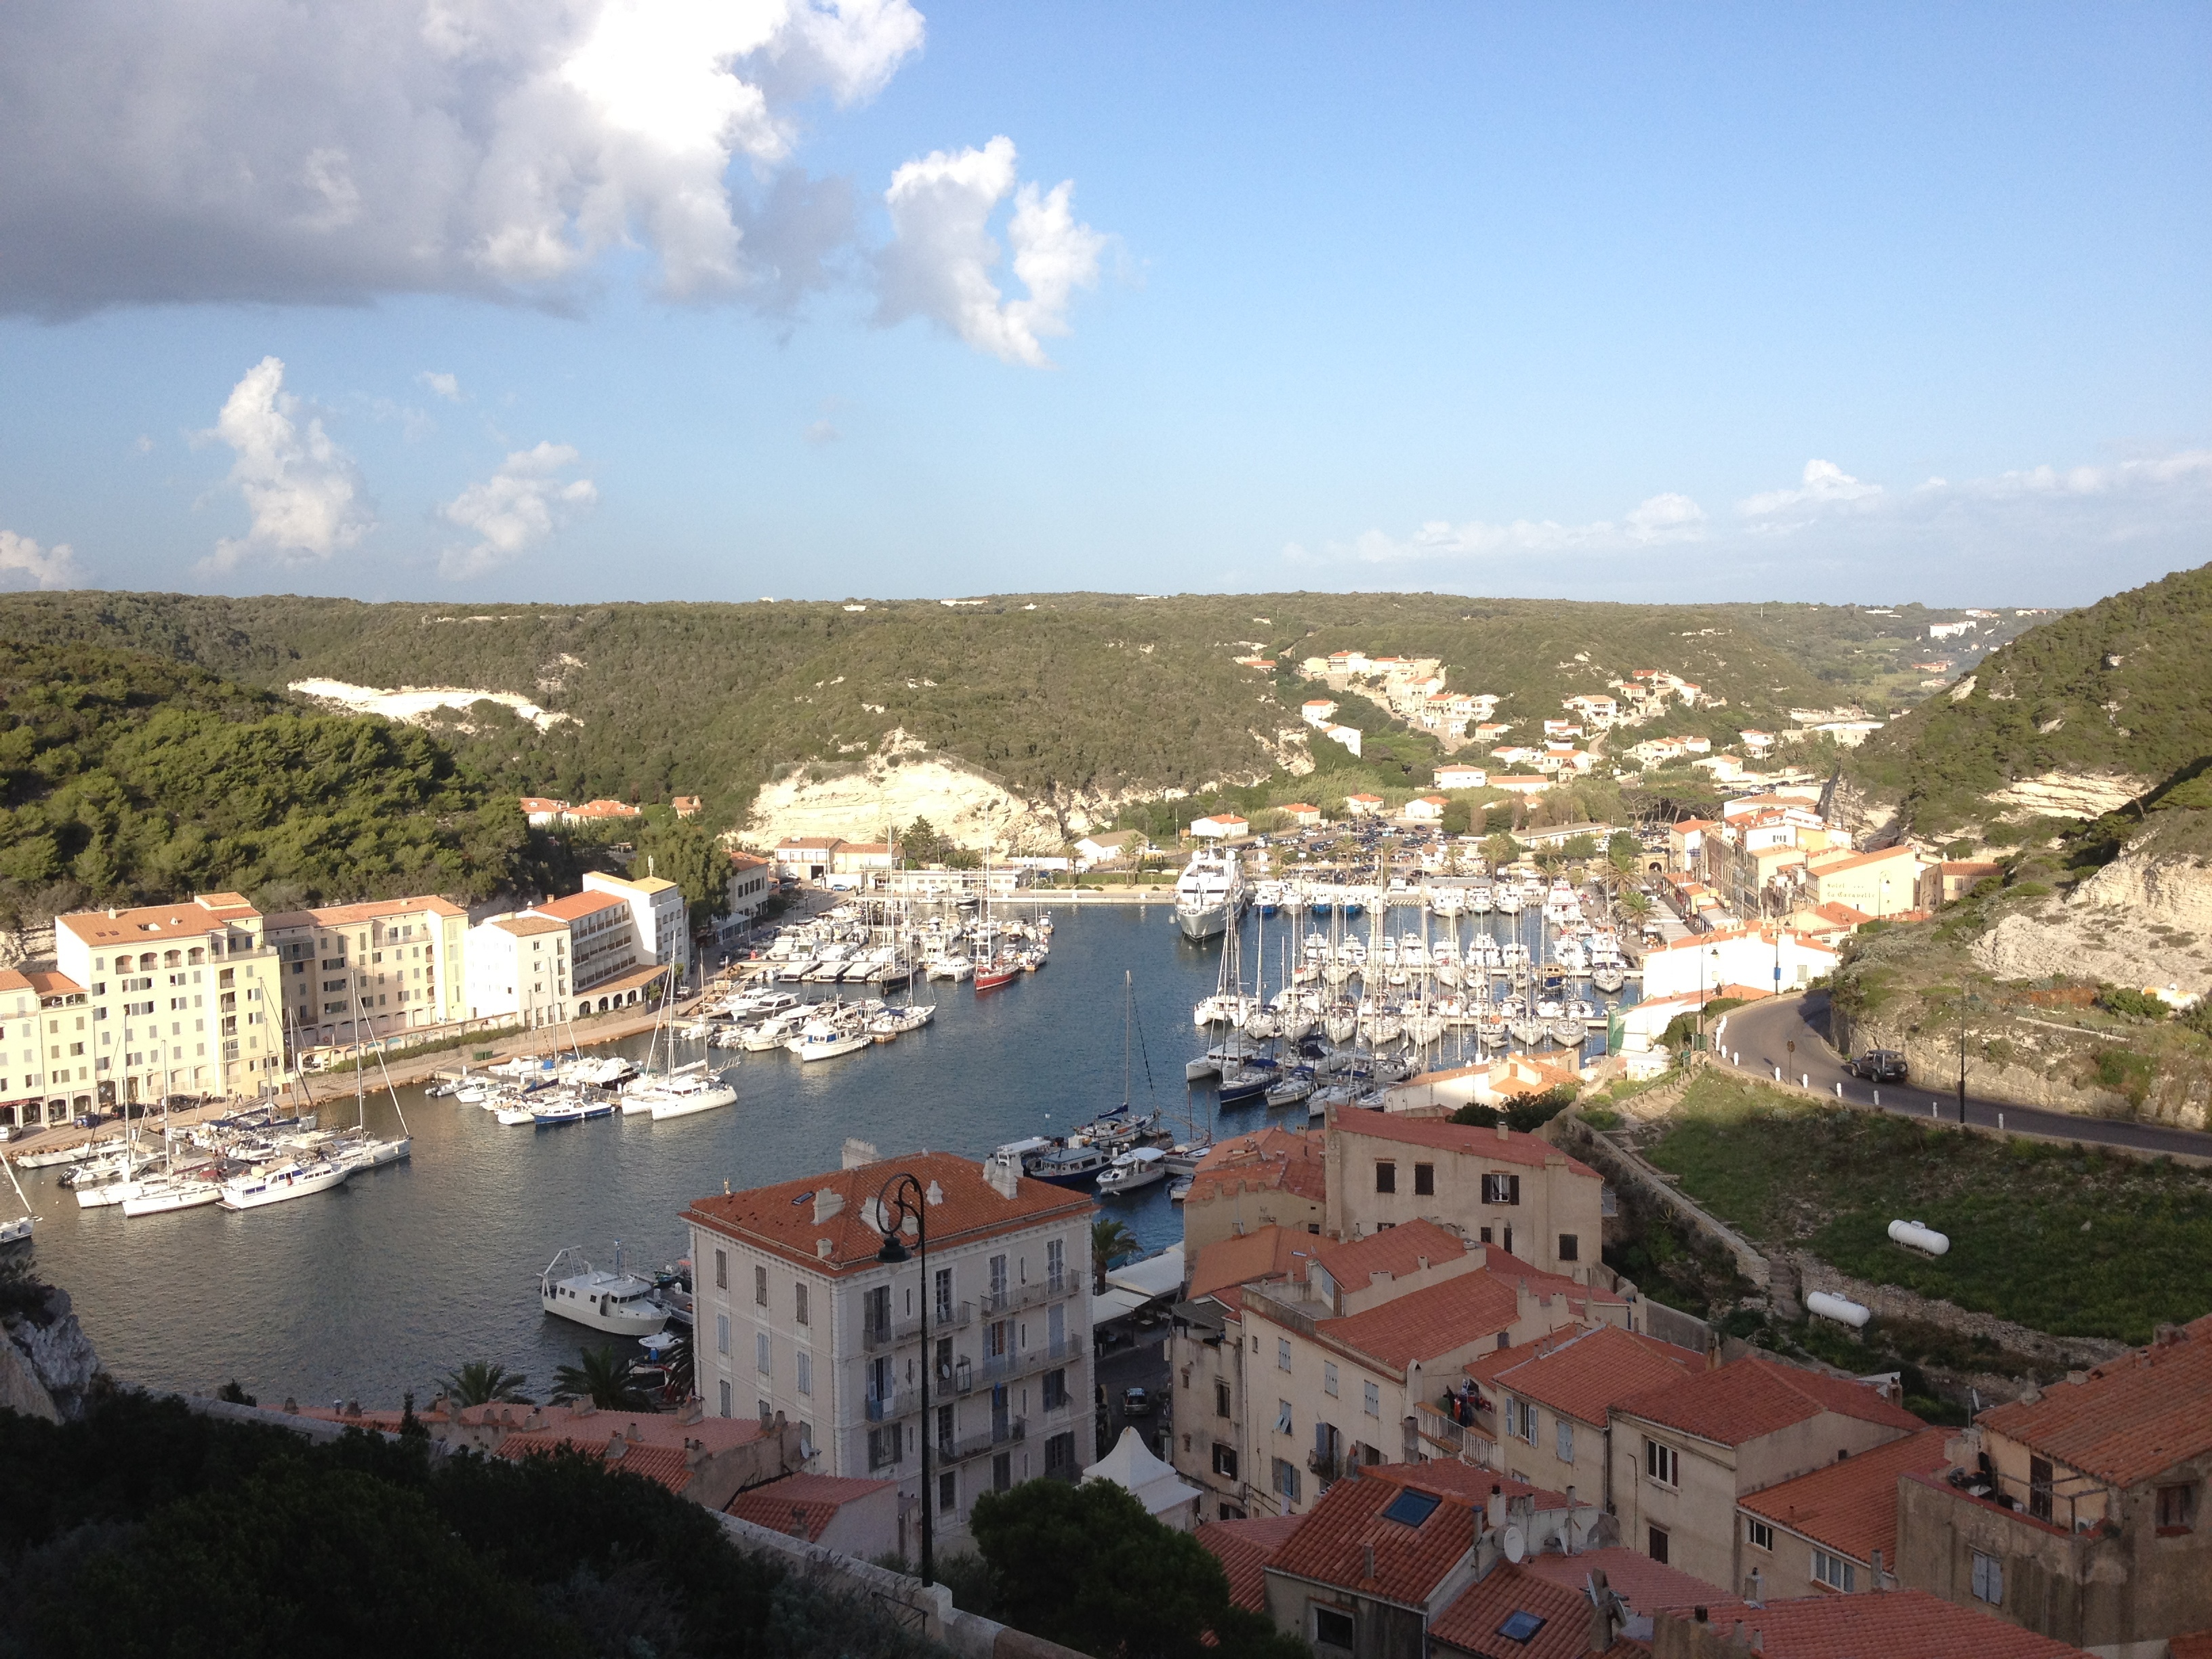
1094;1325;1174;1462
1715;991;2212;1162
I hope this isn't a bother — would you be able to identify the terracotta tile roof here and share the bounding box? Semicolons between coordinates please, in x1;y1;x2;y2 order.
1359;1460;1561;1511
1471;1245;1626;1312
292;895;467;926
452;1401;764;1455
1314;1217;1468;1288
1978;1313;2212;1486
489;914;570;937
1188;1225;1314;1303
58;901;245;945
533;890;630;922
1329;1109;1599;1179
1464;1324;1698;1428
1650;1588;2090;1658
1739;1425;1948;1565
1428;1561;1614;1659
1195;1513;1305;1611
726;1473;895;1540
496;1430;693;1494
1314;1271;1522;1370
685;1150;1093;1279
1263;1469;1477;1610
1187;1126;1328;1208
1514;1545;1728;1610
1616;1355;1923;1448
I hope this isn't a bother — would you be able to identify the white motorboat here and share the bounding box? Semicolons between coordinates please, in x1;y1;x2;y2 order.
12;1139;104;1171
540;1245;670;1337
494;1101;541;1126
1174;848;1246;942
792;1030;872;1061
121;1173;224;1216
1094;1146;1170;1196
1168;1176;1194;1204
219;1158;352;1210
642;1073;738;1120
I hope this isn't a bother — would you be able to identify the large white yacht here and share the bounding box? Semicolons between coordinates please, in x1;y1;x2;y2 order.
1174;848;1246;942
540;1246;672;1336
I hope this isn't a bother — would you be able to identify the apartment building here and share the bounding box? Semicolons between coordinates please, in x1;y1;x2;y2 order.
262;895;470;1052
684;1146;1094;1557
1736;1426;1948;1599
531;889;640;991
1461;1322;1702;1507
1896;1313;2212;1654
1325;1108;1604;1277
726;853;774;923
1607;1355;1925;1593
13;893;289;1115
1181;1126;1327;1254
464;914;571;1028
583;870;689;982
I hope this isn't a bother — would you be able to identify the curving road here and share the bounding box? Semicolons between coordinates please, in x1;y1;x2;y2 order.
1711;991;2212;1162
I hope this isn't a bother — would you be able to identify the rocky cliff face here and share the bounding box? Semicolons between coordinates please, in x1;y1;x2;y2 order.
2;1280;104;1421
1971;825;2212;1000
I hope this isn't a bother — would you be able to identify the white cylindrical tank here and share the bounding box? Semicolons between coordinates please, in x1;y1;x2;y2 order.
1807;1290;1870;1328
1888;1219;1951;1256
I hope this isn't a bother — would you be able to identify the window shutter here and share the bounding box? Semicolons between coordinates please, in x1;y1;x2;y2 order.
1509;1174;1521;1205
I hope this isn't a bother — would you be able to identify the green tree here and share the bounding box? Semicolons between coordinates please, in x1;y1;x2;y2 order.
902;817;950;866
550;1345;652;1411
1561;832;1598;865
1482;831;1518;869
635;815;725;933
1092;1217;1138;1292
1607;830;1640;880
968;1478;1307;1659
441;1361;533;1406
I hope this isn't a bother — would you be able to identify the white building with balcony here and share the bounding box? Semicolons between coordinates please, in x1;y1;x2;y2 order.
684;1145;1095;1559
583;870;689;983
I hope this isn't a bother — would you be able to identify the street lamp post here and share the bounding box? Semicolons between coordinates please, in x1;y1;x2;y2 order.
1696;944;1722;1052
1957;992;1970;1126
874;1172;934;1586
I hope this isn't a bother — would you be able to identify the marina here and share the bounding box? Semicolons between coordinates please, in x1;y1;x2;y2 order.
9;888;1637;1408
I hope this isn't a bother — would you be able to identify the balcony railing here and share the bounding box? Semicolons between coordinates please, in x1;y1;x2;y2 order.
937;1356;976;1396
941;1416;1027;1463
863;1299;972;1351
864;1388;912;1422
976;1272;1075;1318
981;1338;1079;1386
1307;1448;1343;1482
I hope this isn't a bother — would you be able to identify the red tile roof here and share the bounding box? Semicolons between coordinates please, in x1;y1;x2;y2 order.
1514;1545;1727;1610
1616;1355;1923;1447
1429;1558;1654;1659
1977;1313;2212;1487
58;899;245;945
1187;1126;1328;1208
1650;1587;2090;1658
1195;1513;1305;1611
1329;1109;1599;1179
1739;1425;1948;1565
1359;1460;1561;1511
1464;1324;1699;1428
726;1473;895;1540
1264;1469;1477;1610
497;1431;695;1493
686;1150;1093;1279
1187;1225;1315;1303
533;890;630;922
1314;1271;1522;1370
1314;1217;1469;1290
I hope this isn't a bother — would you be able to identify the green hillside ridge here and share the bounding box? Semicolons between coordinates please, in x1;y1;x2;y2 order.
0;640;552;927
0;590;2040;837
1848;561;2212;836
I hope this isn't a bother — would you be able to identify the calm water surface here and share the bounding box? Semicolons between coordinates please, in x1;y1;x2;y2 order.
20;901;1620;1407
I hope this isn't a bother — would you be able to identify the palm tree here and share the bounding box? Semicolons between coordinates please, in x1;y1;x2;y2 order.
1092;1216;1138;1294
663;1329;695;1401
552;1343;654;1411
441;1360;532;1406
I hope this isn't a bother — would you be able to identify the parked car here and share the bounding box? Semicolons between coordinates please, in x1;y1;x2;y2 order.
1847;1050;1908;1083
1121;1386;1153;1418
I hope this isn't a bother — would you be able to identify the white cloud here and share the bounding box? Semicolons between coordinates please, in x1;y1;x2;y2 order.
0;529;82;590
0;0;924;314
804;419;839;444
203;356;371;571
419;371;462;402
1736;458;1885;521
1309;491;1711;566
439;442;597;580
876;136;1106;367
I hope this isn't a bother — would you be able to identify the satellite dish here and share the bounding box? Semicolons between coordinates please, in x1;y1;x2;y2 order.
1502;1524;1527;1563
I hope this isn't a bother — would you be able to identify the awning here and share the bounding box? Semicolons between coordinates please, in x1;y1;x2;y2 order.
1092;1286;1153;1324
1105;1242;1185;1301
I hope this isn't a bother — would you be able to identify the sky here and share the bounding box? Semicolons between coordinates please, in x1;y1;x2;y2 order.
0;2;2207;609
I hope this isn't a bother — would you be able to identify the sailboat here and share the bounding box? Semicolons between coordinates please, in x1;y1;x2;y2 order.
1;1149;35;1245
333;989;413;1172
624;972;739;1117
120;1074;224;1217
973;846;1019;991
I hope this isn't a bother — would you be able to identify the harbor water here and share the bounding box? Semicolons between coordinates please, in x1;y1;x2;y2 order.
15;899;1630;1408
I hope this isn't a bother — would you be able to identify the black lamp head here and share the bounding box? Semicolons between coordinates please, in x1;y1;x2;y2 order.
877;1235;911;1265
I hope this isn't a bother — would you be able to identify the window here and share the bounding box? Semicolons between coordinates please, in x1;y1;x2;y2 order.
1277;1338;1292;1372
1216;1380;1233;1419
935;1266;954;1321
715;1313;731;1357
794;1283;809;1326
1043;1368;1068;1411
1482;1172;1522;1205
1746;1518;1774;1551
754;1264;768;1306
1556;1419;1574;1462
1046;1432;1077;1479
1645;1439;1679;1488
1212;1443;1240;1479
992;1452;1012;1494
1324;1361;1339;1397
1363;1381;1379;1418
868;1426;902;1470
989;1252;1009;1305
1558;1233;1579;1263
1276;1400;1293;1435
1374;1160;1396;1193
2028;1456;2054;1523
2157;1483;2197;1534
1046;1238;1065;1290
1811;1549;1856;1593
1647;1525;1669;1565
1412;1161;1435;1195
796;1351;812;1396
1509;1399;1536;1444
1312;1606;1352;1650
718;1379;733;1418
756;1331;771;1376
1273;1458;1301;1504
1969;1551;2004;1605
939;1470;957;1512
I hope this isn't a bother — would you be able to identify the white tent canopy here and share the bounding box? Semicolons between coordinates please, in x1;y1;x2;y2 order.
1105;1243;1184;1301
1083;1425;1203;1525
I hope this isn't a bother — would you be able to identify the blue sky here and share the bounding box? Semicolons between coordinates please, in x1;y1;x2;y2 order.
0;2;2205;607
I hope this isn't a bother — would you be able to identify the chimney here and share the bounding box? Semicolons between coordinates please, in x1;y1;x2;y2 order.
817;1237;834;1258
680;1397;704;1425
1744;1566;1763;1605
687;1437;710;1469
1869;1549;1883;1586
1496;1121;1510;1141
985;1150;1021;1200
813;1188;845;1225
606;1431;627;1460
841;1136;878;1169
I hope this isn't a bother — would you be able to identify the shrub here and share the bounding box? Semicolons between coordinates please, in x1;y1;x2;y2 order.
2095;985;2169;1022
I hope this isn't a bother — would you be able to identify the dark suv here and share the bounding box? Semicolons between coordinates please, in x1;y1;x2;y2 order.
1847;1050;1908;1084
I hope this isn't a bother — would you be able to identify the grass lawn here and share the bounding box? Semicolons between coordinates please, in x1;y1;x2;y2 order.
1643;1073;2212;1344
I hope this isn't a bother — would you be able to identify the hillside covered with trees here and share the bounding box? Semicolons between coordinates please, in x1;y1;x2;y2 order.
0;640;548;927
0;590;2043;837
